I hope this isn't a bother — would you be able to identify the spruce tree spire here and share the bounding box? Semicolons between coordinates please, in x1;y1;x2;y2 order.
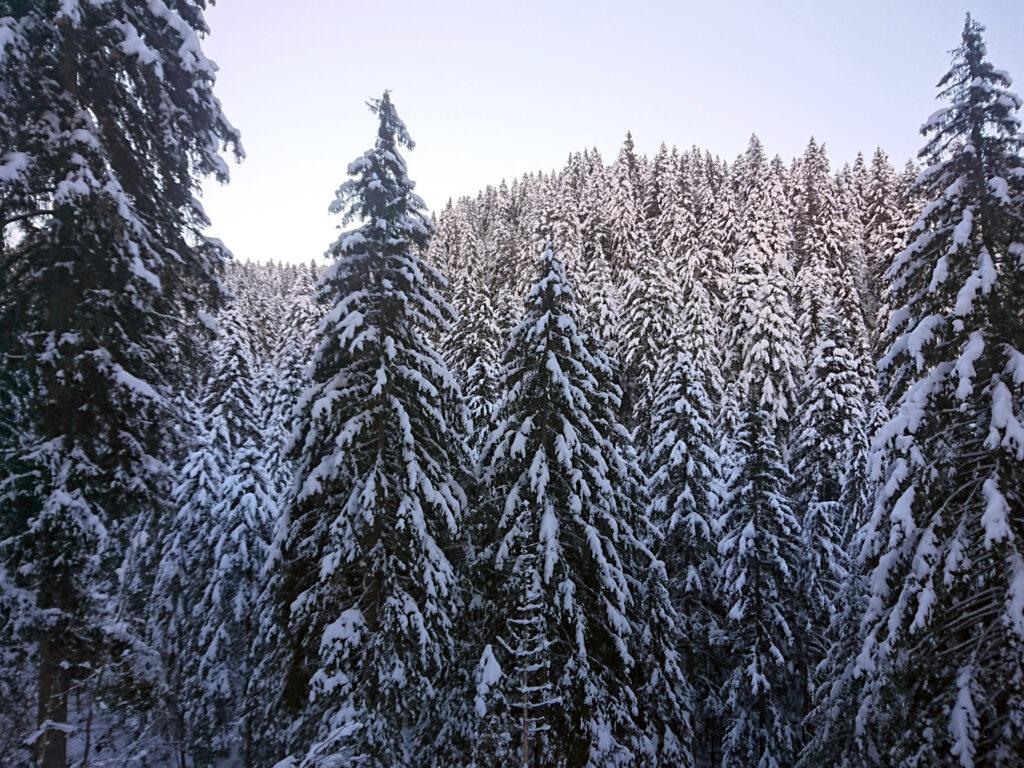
645;316;722;764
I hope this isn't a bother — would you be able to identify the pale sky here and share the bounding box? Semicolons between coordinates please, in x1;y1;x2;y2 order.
198;1;1024;265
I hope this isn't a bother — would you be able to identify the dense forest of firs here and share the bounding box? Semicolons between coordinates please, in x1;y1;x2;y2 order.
2;6;1024;768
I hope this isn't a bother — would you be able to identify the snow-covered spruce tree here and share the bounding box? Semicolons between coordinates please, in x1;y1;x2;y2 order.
791;203;875;714
795;319;881;768
722;136;803;433
155;421;277;768
854;16;1024;766
836;154;871;307
579;251;623;364
272;92;468;767
441;256;502;449
861;149;907;342
492;179;534;330
268;264;322;479
695;166;739;318
148;408;222;753
621;143;691;432
644;303;723;764
549;159;589;271
473;246;692;767
430;199;468;276
678;270;726;407
717;409;804;768
789;303;868;663
541;168;595;306
0;3;239;763
645;143;677;248
606;132;651;282
471;541;558;765
619;247;681;432
799;220;896;768
792;139;854;357
201;302;264;447
145;298;274;766
193;437;277;765
666;151;701;277
797;517;881;768
580;149;613;270
552;151;621;358
716;136;805;766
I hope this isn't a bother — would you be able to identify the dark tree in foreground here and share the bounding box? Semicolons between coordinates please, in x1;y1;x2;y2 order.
0;3;239;764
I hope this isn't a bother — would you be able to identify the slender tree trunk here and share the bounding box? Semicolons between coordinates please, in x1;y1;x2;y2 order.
79;664;105;768
37;629;69;768
520;689;530;768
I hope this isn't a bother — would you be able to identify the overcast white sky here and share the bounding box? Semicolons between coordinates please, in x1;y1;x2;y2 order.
198;0;1024;264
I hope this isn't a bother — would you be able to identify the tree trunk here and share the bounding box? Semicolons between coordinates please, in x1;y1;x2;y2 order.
520;689;530;767
37;629;69;768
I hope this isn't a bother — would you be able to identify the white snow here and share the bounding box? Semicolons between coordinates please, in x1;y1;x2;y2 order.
111;20;164;75
320;608;366;652
130;255;162;290
338;231;366;253
0;151;29;182
980;477;1010;547
473;644;503;717
954;332;985;399
949;665;977;768
1008;553;1024;638
112;364;163;403
146;0;215;75
951;208;973;250
987;176;1010;204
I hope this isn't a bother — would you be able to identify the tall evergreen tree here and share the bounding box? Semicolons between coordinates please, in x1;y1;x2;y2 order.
861;149;907;340
264;267;322;502
578;248;623;361
441;256;502;449
645;143;676;247
0;3;239;763
722;137;802;432
606;132;651;281
860;148;909;352
792;139;854;357
789;302;868;692
855;17;1024;766
150;409;225;759
139;295;280;766
645;319;723;764
192;436;277;765
576;150;622;356
272;93;468;767
695;167;739;317
473;247;693;767
619;251;681;431
717;410;804;768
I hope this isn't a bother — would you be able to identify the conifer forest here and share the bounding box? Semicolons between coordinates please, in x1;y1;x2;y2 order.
2;4;1024;768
